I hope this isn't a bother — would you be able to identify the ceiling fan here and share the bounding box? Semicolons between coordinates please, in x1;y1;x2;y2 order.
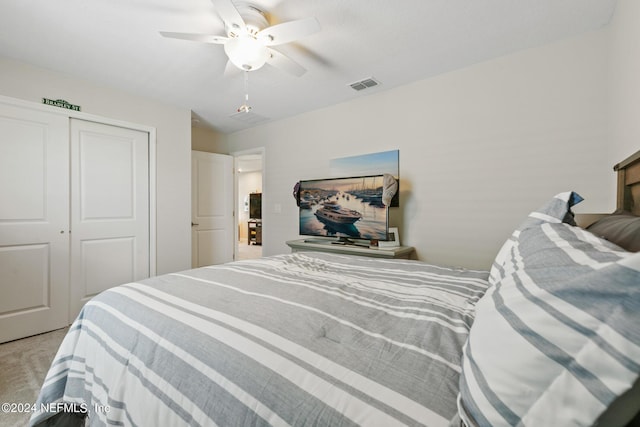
160;0;320;77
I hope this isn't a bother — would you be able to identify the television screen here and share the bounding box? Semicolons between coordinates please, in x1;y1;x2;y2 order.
249;193;261;219
299;175;388;241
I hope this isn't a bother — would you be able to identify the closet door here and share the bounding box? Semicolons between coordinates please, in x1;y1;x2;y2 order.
69;119;150;319
0;103;69;343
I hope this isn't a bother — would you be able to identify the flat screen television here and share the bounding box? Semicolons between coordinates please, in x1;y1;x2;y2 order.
249;193;261;220
299;175;389;241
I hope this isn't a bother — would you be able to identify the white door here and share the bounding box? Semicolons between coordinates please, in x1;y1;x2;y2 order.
0;103;70;343
192;151;234;267
69;119;150;319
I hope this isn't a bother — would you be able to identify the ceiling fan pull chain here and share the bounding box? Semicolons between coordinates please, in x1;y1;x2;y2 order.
237;71;252;113
244;70;249;104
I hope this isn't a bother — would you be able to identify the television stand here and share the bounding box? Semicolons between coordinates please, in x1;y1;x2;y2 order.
286;239;414;260
330;237;355;245
331;239;370;248
303;237;368;248
303;238;332;244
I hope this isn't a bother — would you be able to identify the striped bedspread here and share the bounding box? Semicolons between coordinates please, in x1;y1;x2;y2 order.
30;252;489;427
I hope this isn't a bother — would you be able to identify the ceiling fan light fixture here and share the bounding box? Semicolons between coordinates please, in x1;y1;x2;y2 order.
224;36;269;71
160;0;319;77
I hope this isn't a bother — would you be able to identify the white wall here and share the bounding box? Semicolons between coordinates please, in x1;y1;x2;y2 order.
217;28;611;269
0;57;192;275
608;0;640;167
192;125;225;152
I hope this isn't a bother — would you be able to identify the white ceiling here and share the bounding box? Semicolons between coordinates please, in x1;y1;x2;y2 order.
0;0;617;134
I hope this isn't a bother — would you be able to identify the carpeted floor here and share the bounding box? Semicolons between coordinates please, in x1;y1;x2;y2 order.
237;238;262;260
0;328;68;427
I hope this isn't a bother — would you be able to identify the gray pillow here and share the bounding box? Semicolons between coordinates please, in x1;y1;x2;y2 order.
587;210;640;252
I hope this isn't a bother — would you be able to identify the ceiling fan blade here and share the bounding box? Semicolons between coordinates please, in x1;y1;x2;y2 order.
159;31;228;44
210;0;246;36
223;59;242;77
258;17;320;46
266;48;306;77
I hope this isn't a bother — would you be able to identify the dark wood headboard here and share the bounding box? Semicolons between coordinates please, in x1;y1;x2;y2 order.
614;149;640;215
575;149;640;228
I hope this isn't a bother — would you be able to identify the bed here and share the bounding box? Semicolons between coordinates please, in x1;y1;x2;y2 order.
30;151;640;427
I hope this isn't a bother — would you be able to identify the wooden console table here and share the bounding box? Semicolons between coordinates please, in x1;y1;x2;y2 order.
286;239;414;259
248;220;262;245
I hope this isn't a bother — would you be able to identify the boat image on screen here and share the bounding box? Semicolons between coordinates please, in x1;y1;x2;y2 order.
314;201;362;224
299;175;388;240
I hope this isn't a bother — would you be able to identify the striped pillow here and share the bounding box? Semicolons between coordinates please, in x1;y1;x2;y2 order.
457;192;640;427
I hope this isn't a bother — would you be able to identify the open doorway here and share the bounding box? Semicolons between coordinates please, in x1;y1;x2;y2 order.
234;149;264;260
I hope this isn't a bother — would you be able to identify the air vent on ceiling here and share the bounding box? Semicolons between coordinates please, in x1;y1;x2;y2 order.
229;110;269;125
349;77;381;91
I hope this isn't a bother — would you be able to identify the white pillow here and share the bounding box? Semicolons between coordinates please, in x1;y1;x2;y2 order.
457;192;640;427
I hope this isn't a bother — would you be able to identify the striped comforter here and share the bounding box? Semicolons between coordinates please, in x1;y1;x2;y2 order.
30;252;489;427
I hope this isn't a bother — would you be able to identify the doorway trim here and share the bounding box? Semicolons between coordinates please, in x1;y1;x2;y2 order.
231;147;265;259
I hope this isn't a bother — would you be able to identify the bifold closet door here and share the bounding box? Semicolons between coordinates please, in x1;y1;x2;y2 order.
69;119;150;320
0;104;70;343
